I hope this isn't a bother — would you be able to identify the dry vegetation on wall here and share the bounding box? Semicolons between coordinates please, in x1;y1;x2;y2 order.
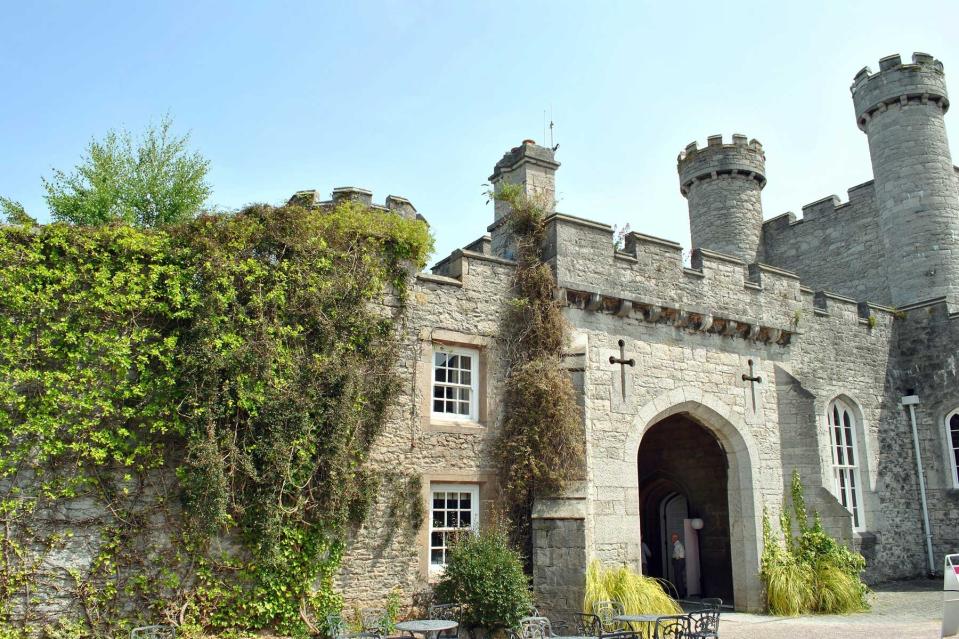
492;183;585;561
0;202;432;638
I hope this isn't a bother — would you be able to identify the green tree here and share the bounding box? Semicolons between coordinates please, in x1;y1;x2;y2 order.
0;198;37;226
41;116;211;227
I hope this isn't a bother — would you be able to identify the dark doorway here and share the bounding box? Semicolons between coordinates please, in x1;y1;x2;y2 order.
638;413;734;604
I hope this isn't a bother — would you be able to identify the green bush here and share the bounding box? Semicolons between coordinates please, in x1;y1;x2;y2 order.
760;472;869;615
434;527;532;630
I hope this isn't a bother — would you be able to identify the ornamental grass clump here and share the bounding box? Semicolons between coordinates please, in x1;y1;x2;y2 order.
584;560;682;618
760;472;869;616
434;526;533;631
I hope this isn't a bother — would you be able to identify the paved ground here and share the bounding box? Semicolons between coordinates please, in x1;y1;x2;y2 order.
715;579;944;639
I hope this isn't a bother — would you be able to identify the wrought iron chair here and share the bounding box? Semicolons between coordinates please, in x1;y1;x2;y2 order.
522;615;632;639
688;598;721;639
651;615;691;639
361;607;393;636
429;603;463;639
131;627;175;639
325;612;380;639
592;601;628;633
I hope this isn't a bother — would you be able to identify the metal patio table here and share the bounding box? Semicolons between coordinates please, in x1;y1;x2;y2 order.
396;619;459;639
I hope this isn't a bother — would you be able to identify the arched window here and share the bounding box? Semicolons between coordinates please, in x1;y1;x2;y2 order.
947;409;959;488
827;398;864;530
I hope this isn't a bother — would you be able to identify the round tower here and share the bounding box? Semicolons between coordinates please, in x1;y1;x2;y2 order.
851;52;959;306
677;134;766;263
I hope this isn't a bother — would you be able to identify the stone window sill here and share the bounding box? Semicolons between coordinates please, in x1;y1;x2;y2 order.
427;419;486;434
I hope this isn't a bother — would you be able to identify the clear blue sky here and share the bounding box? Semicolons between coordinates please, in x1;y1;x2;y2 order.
2;1;957;263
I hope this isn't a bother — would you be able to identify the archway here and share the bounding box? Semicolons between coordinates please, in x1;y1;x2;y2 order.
638;415;733;603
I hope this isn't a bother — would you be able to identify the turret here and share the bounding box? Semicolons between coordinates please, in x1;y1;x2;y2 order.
488;140;559;258
677;134;767;264
851;52;959;306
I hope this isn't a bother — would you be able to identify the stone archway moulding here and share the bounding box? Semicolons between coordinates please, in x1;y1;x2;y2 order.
629;389;765;612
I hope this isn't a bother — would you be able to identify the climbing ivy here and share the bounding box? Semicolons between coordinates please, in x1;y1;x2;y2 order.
492;183;585;563
0;201;432;637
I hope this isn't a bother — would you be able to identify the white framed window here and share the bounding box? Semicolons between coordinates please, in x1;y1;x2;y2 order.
827;398;864;530
429;483;479;572
431;345;479;421
946;409;959;488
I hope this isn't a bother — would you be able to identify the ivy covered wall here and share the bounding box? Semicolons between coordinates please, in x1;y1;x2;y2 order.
0;202;432;638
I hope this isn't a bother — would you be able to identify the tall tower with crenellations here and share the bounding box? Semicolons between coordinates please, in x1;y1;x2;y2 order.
677;134;767;264
851;52;959;307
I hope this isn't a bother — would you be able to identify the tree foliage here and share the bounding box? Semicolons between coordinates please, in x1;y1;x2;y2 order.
492;183;585;563
0;201;432;637
38;116;211;227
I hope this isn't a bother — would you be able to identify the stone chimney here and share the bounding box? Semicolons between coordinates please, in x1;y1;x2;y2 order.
489;139;560;222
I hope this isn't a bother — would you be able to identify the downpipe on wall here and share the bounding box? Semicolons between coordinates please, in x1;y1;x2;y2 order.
902;394;936;576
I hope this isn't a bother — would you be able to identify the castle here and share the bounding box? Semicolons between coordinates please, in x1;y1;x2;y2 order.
326;51;959;613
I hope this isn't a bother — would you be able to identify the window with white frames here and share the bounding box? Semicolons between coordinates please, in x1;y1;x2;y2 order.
431;345;479;421
429;483;479;571
828;398;864;530
947;409;959;487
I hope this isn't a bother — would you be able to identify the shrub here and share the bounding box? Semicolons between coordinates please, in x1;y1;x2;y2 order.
584;560;682;619
434;527;532;630
760;472;869;615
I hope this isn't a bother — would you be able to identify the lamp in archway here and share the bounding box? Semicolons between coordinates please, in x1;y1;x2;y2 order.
690;518;704;530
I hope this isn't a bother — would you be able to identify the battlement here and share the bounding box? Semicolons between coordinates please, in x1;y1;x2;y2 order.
762;181;876;232
851;52;949;130
677;134;766;196
288;187;421;221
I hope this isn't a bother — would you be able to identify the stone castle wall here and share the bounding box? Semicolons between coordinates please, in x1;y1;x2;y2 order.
759;181;891;305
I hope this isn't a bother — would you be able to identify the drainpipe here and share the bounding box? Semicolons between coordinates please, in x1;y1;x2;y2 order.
902;394;936;576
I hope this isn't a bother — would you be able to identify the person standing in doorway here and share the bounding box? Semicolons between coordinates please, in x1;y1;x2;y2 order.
671;532;686;598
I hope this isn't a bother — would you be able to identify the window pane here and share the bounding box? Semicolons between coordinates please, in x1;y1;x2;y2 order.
447;494;459;509
461;371;471;386
433;386;444;398
457;402;470;415
431;549;444;564
445;386;454;399
448;355;459;369
435;352;446;367
435;368;446;383
448;369;459;384
460;510;472;527
431;531;443;547
433;399;443;412
459;355;471;370
446;511;458;527
460;492;472;508
953;448;959;470
446;401;455;413
458;388;470;401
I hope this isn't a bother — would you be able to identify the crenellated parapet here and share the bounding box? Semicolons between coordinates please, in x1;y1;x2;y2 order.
851;53;949;131
288;187;422;222
677;134;766;196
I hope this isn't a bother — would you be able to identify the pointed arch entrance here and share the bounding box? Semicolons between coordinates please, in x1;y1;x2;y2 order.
638;415;733;602
628;394;764;611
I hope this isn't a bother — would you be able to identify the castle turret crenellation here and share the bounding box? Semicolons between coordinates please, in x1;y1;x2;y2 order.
851;52;949;131
851;52;959;307
678;134;766;264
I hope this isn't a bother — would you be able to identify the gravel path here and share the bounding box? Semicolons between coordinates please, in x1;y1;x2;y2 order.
716;579;944;639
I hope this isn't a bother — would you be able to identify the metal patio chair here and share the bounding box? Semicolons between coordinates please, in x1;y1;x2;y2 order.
688;598;721;639
651;615;691;639
429;603;463;639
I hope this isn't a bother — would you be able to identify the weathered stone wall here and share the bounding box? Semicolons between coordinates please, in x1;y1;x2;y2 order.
760;182;892;305
894;302;959;572
336;252;516;609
